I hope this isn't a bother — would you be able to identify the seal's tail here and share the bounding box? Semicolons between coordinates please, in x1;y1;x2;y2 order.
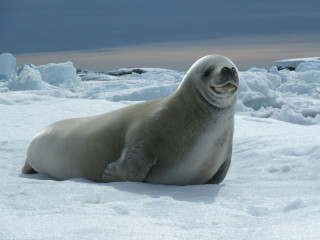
22;160;37;174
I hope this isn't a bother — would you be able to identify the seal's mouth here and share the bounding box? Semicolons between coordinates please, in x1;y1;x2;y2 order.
210;83;238;94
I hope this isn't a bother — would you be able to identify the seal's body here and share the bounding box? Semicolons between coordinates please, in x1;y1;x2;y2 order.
22;55;239;185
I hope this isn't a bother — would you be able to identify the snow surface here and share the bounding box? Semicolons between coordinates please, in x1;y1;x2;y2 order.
1;56;320;239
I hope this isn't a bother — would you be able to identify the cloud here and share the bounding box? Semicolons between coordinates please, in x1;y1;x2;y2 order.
2;0;320;54
15;35;320;71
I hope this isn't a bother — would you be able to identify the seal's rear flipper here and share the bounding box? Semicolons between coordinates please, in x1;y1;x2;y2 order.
22;160;38;174
205;158;231;184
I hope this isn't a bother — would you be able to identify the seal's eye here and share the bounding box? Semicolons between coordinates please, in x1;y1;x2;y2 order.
203;68;212;77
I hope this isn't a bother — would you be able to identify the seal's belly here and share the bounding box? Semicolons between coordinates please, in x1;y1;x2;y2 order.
145;131;231;185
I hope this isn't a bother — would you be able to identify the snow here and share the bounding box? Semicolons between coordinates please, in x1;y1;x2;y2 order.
1;55;320;239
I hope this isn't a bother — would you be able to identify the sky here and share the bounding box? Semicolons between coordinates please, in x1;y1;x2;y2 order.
1;0;320;71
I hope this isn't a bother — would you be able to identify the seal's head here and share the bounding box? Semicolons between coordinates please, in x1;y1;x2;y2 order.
182;55;239;109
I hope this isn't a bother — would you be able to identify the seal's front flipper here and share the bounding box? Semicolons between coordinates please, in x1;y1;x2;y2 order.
205;158;231;184
102;143;156;183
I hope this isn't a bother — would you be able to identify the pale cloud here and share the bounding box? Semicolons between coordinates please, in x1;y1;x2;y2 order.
15;35;320;71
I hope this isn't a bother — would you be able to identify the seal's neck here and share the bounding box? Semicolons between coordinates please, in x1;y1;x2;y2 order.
178;75;237;113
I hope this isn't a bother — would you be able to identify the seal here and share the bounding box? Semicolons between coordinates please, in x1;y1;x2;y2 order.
22;55;239;185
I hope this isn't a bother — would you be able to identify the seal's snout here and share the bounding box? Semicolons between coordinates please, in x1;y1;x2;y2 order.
220;66;238;82
216;65;239;89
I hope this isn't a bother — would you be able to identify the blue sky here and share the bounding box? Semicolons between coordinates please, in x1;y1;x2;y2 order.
1;0;320;70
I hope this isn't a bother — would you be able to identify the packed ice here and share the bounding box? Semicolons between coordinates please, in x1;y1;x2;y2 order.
274;57;320;70
0;53;16;81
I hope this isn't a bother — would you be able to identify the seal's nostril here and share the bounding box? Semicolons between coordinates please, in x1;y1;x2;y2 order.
221;67;231;74
221;67;237;76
